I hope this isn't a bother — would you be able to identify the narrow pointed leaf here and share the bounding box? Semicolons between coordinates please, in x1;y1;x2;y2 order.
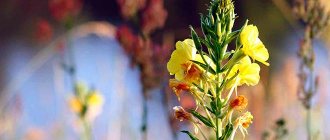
191;60;216;75
181;131;199;140
190;110;214;127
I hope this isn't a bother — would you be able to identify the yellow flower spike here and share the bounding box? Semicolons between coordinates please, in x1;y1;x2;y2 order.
240;25;269;66
69;97;83;114
87;92;104;106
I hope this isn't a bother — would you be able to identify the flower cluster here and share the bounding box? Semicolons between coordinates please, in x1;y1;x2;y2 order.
49;0;82;22
117;0;146;20
35;19;53;42
116;0;167;35
34;0;82;43
167;0;269;139
116;0;170;89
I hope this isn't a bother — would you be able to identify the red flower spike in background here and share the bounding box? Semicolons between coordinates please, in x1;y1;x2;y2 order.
117;0;146;20
49;0;82;22
35;19;53;42
141;0;168;34
116;25;137;57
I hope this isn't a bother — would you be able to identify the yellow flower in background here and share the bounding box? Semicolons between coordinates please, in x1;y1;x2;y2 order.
240;25;269;66
87;91;104;106
69;97;83;113
227;56;260;88
85;91;104;122
75;82;88;96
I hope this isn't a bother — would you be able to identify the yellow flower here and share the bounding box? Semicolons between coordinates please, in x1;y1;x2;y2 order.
240;25;269;66
87;92;104;106
223;95;249;125
227;56;260;87
230;111;253;140
167;39;213;83
69;97;83;113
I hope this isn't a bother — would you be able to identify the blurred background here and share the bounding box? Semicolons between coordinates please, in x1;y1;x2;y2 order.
0;0;330;139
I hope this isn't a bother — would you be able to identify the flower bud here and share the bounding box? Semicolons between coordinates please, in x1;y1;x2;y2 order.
229;95;248;111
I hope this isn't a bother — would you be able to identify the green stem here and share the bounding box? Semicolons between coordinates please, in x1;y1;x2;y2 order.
82;117;92;140
141;92;148;140
215;74;221;140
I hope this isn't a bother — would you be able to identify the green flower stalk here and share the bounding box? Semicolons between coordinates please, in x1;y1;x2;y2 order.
167;0;269;139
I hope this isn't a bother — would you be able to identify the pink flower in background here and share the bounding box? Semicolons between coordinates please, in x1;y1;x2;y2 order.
117;0;146;20
141;0;168;34
49;0;82;22
35;19;53;42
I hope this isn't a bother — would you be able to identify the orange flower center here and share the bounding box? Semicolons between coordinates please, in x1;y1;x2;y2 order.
181;62;202;83
230;95;248;111
169;79;190;99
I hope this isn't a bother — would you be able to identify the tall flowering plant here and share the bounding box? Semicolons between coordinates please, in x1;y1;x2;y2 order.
167;0;269;139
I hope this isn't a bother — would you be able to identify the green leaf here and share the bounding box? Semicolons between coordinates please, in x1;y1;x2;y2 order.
190;26;203;51
206;106;215;114
190;110;214;127
223;52;232;60
192;83;204;92
219;124;234;140
181;131;199;140
191;60;216;75
225;30;239;45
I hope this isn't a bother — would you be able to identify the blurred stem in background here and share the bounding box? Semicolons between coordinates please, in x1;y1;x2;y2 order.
64;32;92;140
48;0;104;139
292;0;330;139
